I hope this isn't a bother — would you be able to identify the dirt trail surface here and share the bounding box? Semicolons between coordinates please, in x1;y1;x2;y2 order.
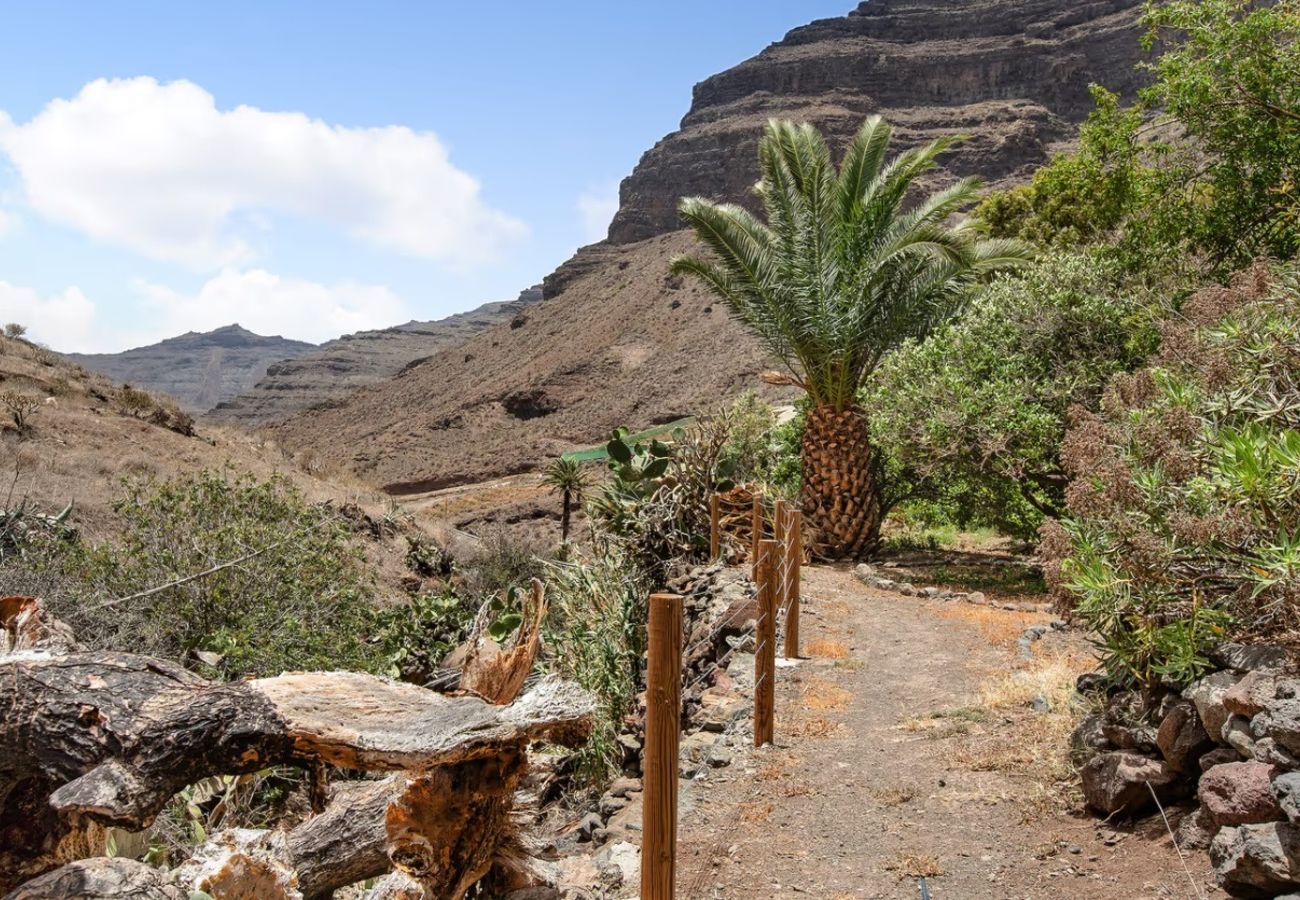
673;565;1223;899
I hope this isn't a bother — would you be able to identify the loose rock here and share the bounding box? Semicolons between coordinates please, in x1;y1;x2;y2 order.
1080;751;1185;816
1199;762;1283;826
1211;822;1300;896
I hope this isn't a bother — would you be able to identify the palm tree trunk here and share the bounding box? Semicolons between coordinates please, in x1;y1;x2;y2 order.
800;404;883;559
560;491;572;542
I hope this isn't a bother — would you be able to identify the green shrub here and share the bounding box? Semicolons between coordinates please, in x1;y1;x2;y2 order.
977;1;1300;273
23;469;385;677
541;547;649;789
866;253;1165;539
1044;263;1300;688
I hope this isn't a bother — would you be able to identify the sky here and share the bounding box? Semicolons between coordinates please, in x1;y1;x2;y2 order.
0;1;853;353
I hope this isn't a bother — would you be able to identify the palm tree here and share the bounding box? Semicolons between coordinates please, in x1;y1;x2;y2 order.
543;456;589;543
672;117;1031;558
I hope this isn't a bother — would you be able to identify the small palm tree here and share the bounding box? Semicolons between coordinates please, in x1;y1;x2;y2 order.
543;456;589;543
672;117;1031;558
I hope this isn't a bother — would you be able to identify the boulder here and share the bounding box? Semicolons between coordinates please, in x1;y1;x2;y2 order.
1253;700;1300;756
1211;822;1300;897
1101;722;1160;754
1224;715;1259;759
1199;762;1284;826
1070;712;1113;765
1176;805;1220;852
1255;738;1300;769
1225;672;1280;719
1080;751;1186;816
1184;671;1245;742
1204;747;1247;771
1157;699;1215;772
1275;772;1300;824
1211;643;1291;674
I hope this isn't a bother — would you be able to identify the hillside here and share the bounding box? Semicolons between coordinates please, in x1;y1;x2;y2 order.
269;0;1147;493
66;325;316;414
208;287;543;426
0;331;426;597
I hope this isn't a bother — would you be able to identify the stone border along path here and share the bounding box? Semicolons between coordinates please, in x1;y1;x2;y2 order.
662;564;1225;899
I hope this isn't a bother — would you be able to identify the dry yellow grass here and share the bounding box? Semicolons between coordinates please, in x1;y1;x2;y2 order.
870;784;918;807
806;637;849;659
788;716;840;738
884;852;944;879
802;677;853;710
936;603;1046;649
951;651;1097;797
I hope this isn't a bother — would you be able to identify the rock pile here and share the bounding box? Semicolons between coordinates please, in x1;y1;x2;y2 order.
1073;645;1300;897
854;563;1052;614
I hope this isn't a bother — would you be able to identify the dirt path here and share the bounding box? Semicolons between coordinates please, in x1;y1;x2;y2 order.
673;565;1223;900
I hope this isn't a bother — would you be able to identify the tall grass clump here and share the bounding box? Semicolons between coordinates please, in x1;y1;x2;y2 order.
541;546;649;789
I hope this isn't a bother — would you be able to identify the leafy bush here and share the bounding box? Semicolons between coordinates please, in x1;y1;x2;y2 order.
1044;263;1300;688
866;253;1166;538
373;586;478;683
21;469;385;676
978;1;1300;272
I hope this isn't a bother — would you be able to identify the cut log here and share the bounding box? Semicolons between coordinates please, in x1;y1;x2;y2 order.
0;647;593;893
4;858;187;900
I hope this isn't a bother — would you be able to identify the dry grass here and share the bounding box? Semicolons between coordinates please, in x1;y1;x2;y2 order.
802;677;853;710
884;851;945;879
936;603;1047;649
788;716;840;738
950;651;1095;798
870;784;918;807
806;637;849;659
739;800;774;824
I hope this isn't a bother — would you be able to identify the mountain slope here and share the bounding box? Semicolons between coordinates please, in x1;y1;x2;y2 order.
270;0;1147;493
208;287;543;426
67;325;316;414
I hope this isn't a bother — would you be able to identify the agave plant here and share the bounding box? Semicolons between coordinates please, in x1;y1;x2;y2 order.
672;116;1032;557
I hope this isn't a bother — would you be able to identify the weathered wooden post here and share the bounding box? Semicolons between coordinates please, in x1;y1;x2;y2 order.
754;539;778;747
750;493;763;580
642;592;683;900
709;493;721;561
784;508;802;660
773;498;789;626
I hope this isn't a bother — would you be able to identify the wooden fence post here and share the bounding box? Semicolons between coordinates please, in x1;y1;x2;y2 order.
709;493;720;561
784;508;802;660
642;592;683;900
750;493;763;580
754;539;778;748
773;499;789;630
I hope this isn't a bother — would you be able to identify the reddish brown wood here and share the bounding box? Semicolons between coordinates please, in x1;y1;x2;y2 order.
750;494;763;580
709;493;721;561
754;539;778;747
784;509;803;659
641;593;683;900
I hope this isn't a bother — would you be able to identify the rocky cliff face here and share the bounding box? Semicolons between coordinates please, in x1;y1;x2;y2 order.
607;0;1144;244
207;287;542;426
273;0;1147;491
67;325;316;414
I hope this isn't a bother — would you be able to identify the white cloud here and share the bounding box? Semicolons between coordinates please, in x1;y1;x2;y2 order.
0;269;407;354
577;180;620;244
0;77;527;269
0;281;97;351
0;208;14;237
135;268;407;346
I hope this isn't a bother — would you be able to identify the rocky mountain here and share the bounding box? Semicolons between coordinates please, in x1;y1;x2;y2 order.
208;287;543;426
269;0;1147;493
67;325;316;414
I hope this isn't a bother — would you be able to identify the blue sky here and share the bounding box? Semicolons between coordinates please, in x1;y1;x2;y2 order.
0;1;852;352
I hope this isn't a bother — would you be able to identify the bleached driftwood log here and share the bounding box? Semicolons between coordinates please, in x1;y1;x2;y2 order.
0;636;592;897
